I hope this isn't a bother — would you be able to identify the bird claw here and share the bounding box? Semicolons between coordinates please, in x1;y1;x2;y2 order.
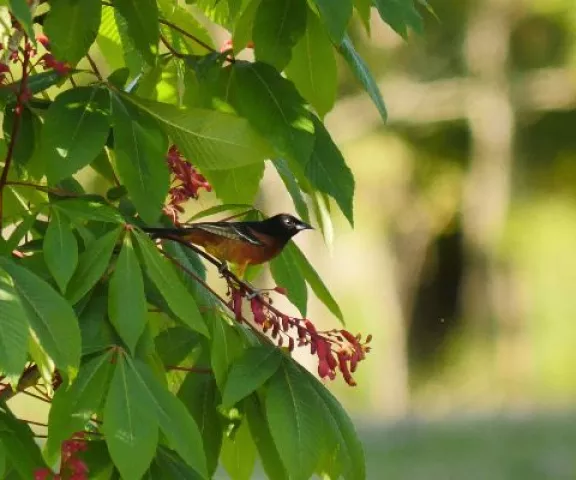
217;261;229;276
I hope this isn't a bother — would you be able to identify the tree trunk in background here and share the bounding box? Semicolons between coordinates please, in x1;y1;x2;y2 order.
462;0;522;386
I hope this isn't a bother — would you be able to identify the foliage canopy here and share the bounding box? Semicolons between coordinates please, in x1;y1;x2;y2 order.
0;0;427;478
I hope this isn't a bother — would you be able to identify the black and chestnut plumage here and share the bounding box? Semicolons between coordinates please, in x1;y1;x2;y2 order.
142;213;312;276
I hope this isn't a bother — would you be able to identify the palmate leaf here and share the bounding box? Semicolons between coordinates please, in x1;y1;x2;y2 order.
221;346;283;408
46;351;116;461
119;93;272;171
66;226;122;305
0;258;81;380
42;86;111;184
133;230;208;337
128;358;209;478
338;34;387;123
373;0;424;38
108;234;147;353
113;0;159;64
111;93;170;224
220;418;257;480
0;267;29;385
44;0;102;64
43;208;78;293
103;356;159;479
203;163;265;205
285;11;337;118
0;402;46;478
265;360;324;480
270;242;308;316
252;0;307;70
178;372;222;476
310;0;352;43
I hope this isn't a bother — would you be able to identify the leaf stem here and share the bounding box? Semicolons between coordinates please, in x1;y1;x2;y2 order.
86;53;103;81
0;35;31;231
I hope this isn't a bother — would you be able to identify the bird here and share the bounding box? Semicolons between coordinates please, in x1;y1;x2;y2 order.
142;213;312;277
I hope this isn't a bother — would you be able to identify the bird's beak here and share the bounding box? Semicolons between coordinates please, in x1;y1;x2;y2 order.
297;221;313;231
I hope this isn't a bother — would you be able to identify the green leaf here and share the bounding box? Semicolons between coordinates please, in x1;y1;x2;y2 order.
354;0;372;33
0;258;81;379
47;351;115;460
113;0;159;63
221;346;282;408
306;116;355;225
285;12;337;118
129;359;208;478
66;226;122;304
338;34;387;122
245;395;288;480
0;268;29;385
203;163;264;204
97;4;125;72
0;402;46;478
266;361;323;480
133;231;208;337
44;0;102;64
373;0;423;38
270;243;308;316
189;204;257;221
220;418;257;480
311;0;353;43
209;315;243;389
209;61;314;170
109;234;147;353
103;356;159;480
149;447;204;479
43;209;78;293
42;87;111;183
8;0;33;38
157;0;215;55
307;373;365;480
111;93;170;224
53;198;124;224
290;242;344;323
78;284;118;355
0;71;70;106
273;158;310;222
178;372;222;476
253;0;307;70
155;326;200;366
232;0;261;53
3;105;40;171
120;93;272;171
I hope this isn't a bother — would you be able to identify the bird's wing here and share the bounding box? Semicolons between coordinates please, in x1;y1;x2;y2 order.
191;222;265;246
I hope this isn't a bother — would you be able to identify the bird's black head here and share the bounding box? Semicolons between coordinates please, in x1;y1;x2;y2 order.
255;214;313;240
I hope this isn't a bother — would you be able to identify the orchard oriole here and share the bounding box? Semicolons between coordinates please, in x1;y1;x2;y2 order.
143;213;312;277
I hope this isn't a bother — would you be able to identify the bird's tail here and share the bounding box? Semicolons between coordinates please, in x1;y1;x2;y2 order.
140;226;198;238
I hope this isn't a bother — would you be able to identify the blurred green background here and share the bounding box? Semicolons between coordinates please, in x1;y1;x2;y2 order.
304;0;576;477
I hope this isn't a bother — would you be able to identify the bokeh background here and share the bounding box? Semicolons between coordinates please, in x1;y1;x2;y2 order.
8;0;576;478
309;0;576;477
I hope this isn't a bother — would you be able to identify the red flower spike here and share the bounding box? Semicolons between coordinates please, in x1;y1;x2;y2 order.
250;296;266;325
34;468;53;480
36;34;50;48
232;288;243;321
288;336;295;351
337;351;357;386
274;286;288;296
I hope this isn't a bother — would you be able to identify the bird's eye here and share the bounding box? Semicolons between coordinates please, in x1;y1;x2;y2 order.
283;217;293;226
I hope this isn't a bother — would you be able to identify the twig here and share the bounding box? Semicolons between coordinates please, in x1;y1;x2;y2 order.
160;33;185;59
6;180;83;197
0;34;32;230
86;53;103;81
158;18;217;54
19;418;48;428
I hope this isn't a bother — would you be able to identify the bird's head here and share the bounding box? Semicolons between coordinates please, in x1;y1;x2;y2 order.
258;214;313;240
